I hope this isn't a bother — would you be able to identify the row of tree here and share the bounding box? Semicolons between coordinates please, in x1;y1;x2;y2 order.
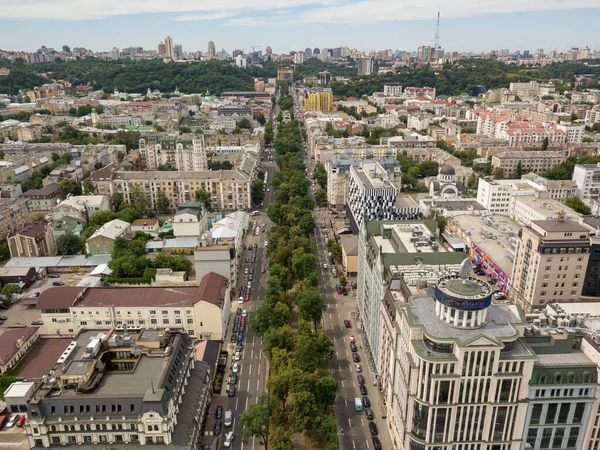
240;117;337;449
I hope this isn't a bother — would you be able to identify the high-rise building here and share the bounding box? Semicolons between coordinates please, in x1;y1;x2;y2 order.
304;47;312;58
293;52;304;64
207;41;216;59
318;71;331;85
62;45;70;53
417;45;432;63
277;67;294;81
158;42;166;56
301;87;333;112
511;214;591;312
110;47;120;60
265;46;272;57
313;48;320;54
139;134;207;172
357;56;374;75
174;44;182;59
164;36;174;59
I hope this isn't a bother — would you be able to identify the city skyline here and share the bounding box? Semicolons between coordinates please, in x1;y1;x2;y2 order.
0;4;599;54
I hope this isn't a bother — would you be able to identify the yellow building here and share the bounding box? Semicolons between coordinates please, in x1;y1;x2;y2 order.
277;67;294;81
302;88;333;112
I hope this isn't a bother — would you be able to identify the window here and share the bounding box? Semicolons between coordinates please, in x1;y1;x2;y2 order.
162;310;168;315
150;310;156;315
163;319;169;324
151;319;157;324
187;319;193;324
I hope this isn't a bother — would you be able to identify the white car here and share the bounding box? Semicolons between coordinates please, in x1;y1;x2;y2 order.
264;240;268;246
234;351;241;361
223;431;234;448
355;363;362;372
238;296;244;304
242;310;247;317
244;268;248;274
232;363;239;373
323;263;328;269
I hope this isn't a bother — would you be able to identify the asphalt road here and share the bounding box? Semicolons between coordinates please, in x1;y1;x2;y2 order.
293;88;394;450
222;157;277;450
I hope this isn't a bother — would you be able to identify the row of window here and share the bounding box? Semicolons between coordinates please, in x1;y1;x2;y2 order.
79;319;195;326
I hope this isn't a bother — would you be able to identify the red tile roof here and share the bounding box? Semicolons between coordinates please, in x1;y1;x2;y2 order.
37;287;84;309
0;327;38;365
196;272;228;308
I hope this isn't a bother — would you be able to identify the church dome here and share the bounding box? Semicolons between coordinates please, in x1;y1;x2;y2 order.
439;165;456;176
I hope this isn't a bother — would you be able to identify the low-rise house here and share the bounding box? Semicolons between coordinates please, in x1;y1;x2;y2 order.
173;201;208;237
21;183;64;215
0;267;37;288
85;219;131;255
131;218;160;236
52;215;84;239
89;168;114;196
164;237;198;254
8;222;57;258
0;327;39;375
52;195;110;222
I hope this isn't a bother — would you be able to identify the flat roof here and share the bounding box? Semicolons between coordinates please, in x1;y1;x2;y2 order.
452;214;518;276
536;350;594;367
409;294;524;344
4;382;35;398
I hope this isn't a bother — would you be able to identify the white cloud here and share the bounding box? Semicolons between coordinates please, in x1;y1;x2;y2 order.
0;0;597;21
173;11;235;21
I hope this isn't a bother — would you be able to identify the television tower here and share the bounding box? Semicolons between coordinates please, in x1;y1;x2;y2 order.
434;7;440;48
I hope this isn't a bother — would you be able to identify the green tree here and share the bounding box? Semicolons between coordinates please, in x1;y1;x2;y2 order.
157;163;177;171
116;206;143;223
296;287;326;332
290;390;319;432
493;167;504;180
426;209;449;234
0;150;5;159
56;232;84;255
252;178;265;205
571;112;579;121
315;376;338;413
1;284;20;304
541;166;571;180
419;160;440;177
255;113;266;126
82;178;95;194
564;197;592;215
59;178;78;195
315;188;327;207
0;241;10;261
0;374;17;400
88;210;116;227
263;322;294;358
109;193;124;212
541;137;549;150
179;125;191;133
129;183;148;212
269;427;294;450
112;236;131;257
155;191;170;213
466;172;479;190
194;189;211;209
317;414;338;447
515;161;523;179
153;253;193;274
240;393;271;450
237;117;253;129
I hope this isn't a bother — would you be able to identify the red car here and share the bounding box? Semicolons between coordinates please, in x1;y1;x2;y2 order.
245;257;249;263
241;316;246;325
337;288;343;294
16;415;26;427
261;267;266;274
244;294;249;302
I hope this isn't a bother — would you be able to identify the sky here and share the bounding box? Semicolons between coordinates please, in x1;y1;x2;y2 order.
0;0;599;54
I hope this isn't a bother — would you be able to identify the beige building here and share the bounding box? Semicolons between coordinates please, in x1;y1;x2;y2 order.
511;216;591;312
339;235;358;276
0;198;33;241
491;150;568;178
8;222;57;258
21;183;64;215
36;271;230;339
277;67;294;81
301;88;333;112
0;327;39;374
111;155;256;212
139;134;207;172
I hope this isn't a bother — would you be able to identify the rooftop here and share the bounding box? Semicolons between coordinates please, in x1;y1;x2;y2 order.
0;326;38;365
352;161;395;190
10;222;50;239
87;219;130;241
17;338;72;379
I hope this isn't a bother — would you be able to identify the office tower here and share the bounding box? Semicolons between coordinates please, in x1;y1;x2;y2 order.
313;48;320;54
174;44;182;59
265;46;272;57
318;71;331;85
62;45;70;53
158;42;166;56
110;47;120;60
304;47;312;58
293;52;304;64
356;56;374;75
523;50;531;59
164;36;174;59
207;41;216;59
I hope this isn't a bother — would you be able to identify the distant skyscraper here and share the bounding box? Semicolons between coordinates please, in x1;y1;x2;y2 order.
62;45;70;53
294;52;304;64
318;71;331;85
523;50;530;59
304;47;312;58
208;41;216;59
174;44;183;59
357;56;374;75
265;46;272;56
110;47;120;60
164;36;174;59
158;42;166;56
313;48;320;55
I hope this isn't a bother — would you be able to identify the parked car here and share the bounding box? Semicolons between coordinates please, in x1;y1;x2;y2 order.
32;292;40;298
30;320;43;325
0;415;8;430
342;288;348;295
362;397;371;408
230;333;236;343
365;408;374;420
350;343;357;352
214;420;222;435
261;266;266;273
230;374;238;385
224;410;233;427
223;431;234;448
349;335;355;343
322;263;328;269
48;274;60;279
359;384;368;396
355;364;362;372
372;436;382;450
236;308;242;315
234;351;241;361
237;332;243;342
228;386;236;397
357;375;365;385
369;421;378;436
6;414;19;428
52;281;64;286
352;353;360;363
344;320;351;328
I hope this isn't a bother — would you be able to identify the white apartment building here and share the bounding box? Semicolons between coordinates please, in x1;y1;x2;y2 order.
97;115;143;127
407;113;431;131
139;134;207;171
584;108;600;125
36;272;230;339
557;123;585;144
490;150;568;178
383;83;403;96
573;163;600;198
347;161;398;233
52;195;110;222
510;194;579;227
477;178;537;214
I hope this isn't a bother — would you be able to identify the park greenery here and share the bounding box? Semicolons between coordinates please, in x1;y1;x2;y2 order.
241;115;337;449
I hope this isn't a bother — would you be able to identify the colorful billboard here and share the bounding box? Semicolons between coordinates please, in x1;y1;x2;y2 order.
469;242;511;294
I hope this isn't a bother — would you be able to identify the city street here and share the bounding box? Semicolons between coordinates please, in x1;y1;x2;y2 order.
293;87;394;450
220;154;277;449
